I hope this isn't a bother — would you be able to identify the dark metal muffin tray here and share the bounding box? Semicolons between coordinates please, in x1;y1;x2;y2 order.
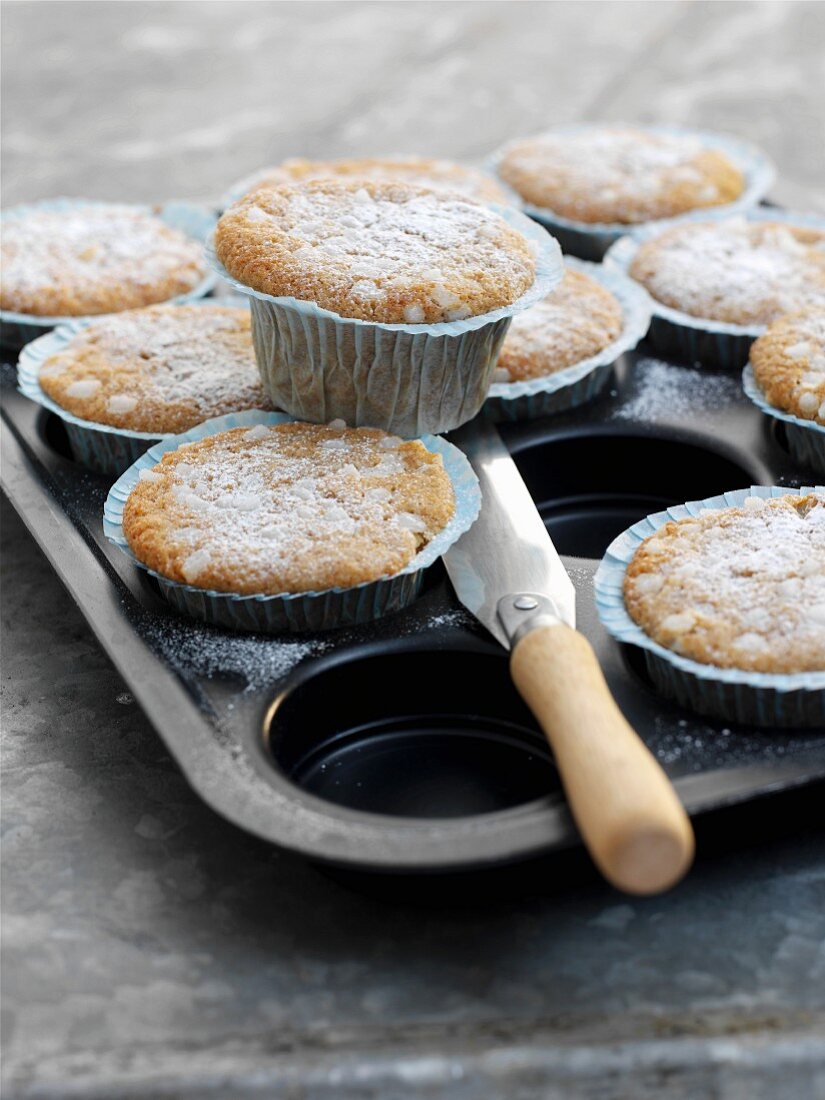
3;348;825;873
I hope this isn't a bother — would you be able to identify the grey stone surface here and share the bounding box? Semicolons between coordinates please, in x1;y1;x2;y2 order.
2;2;825;1097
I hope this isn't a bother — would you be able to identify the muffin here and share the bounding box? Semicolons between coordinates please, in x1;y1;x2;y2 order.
37;304;272;434
227;155;513;207
493;267;623;383
623;492;825;675
628;219;825;326
122;421;456;595
215;179;536;324
209;178;559;436
1;203;207;317
497;126;745;225
749;309;825;425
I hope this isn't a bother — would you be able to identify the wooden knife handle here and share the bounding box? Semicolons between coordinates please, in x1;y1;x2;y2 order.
510;622;694;895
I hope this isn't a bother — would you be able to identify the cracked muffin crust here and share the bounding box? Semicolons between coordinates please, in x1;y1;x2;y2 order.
38;305;272;434
1;204;206;317
623;492;825;674
123;422;456;595
497;127;744;224
749;309;825;425
215;179;536;324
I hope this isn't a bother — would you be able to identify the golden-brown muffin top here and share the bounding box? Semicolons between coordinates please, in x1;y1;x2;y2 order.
497;126;744;224
629;219;825;325
215;179;536;324
624;492;825;674
1;204;205;317
38;304;272;434
750;309;825;425
123;422;455;594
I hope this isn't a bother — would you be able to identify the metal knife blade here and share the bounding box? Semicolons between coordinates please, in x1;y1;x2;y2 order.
444;418;575;648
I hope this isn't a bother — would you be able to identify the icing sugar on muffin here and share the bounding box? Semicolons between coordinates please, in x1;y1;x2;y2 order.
624;492;825;674
230;156;512;206
215;179;536;324
38;305;272;434
497;127;744;224
629;219;825;326
493;267;623;383
749;309;825;425
123;422;455;594
1;204;206;317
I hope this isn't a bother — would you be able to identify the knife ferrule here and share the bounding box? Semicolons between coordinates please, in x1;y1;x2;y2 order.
497;592;566;647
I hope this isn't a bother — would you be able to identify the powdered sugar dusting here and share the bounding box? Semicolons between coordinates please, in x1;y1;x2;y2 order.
1;204;206;316
626;493;825;673
498;127;742;223
630;219;825;325
217;179;535;324
124;424;455;595
40;305;273;433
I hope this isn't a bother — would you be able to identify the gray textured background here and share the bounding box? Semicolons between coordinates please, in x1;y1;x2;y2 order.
3;2;825;1097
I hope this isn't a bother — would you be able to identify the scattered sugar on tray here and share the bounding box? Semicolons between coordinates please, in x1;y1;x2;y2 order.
613;358;742;422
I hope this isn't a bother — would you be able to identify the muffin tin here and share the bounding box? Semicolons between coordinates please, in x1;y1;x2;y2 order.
3;342;825;872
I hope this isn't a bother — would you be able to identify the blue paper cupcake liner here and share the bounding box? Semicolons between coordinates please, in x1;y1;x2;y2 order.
742;365;825;477
103;409;481;634
484;257;651;422
489;124;776;261
594;485;825;728
1;199;218;352
604;209;825;370
16;297;252;478
206;205;563;438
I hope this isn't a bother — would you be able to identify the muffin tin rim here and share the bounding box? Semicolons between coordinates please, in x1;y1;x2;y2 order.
488;122;777;235
0;197;219;328
204;202;564;336
594;483;825;692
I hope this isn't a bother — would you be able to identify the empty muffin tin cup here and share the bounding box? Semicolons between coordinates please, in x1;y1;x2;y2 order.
742;365;825;477
16;297;250;478
484;258;651;422
205;207;563;438
595;485;825;728
0;198;218;352
604;209;825;370
488;125;776;261
103;409;481;634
